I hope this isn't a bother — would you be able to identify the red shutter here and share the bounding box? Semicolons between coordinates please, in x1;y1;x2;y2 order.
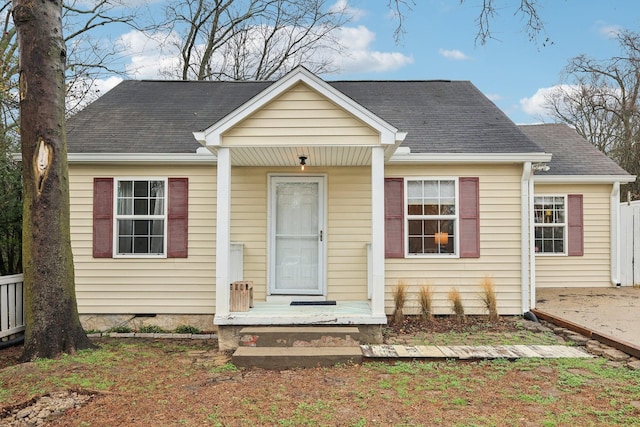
93;178;113;258
459;177;480;258
167;178;188;258
384;178;404;258
567;194;584;256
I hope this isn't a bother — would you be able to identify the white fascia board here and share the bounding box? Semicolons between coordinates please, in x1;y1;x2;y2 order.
67;153;217;164
196;66;399;147
388;152;552;164
534;175;636;184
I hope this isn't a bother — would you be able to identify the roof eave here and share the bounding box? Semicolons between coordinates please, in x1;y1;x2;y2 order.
534;175;636;184
67;153;217;164
388;152;552;164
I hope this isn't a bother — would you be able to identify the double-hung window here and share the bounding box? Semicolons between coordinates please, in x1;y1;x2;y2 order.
406;178;457;256
115;178;167;256
534;195;566;254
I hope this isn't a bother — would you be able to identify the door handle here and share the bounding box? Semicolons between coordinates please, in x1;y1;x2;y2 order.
320;230;323;242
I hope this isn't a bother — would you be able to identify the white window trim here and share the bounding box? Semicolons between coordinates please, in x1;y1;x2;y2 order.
405;177;459;258
533;194;568;257
113;177;168;258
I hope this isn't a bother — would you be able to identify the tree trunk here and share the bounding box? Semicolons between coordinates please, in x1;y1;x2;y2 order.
12;0;94;360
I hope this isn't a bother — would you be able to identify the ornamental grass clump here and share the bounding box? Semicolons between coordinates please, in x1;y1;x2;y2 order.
419;285;434;323
480;276;499;322
392;281;408;324
448;288;465;324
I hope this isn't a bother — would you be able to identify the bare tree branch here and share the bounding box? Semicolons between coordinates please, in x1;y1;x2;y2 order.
159;0;348;81
462;0;549;46
545;30;640;198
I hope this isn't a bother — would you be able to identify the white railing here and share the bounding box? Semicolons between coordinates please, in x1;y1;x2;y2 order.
366;243;372;299
0;274;25;339
230;243;244;283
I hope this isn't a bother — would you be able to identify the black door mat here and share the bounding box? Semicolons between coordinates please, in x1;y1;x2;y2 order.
290;301;337;306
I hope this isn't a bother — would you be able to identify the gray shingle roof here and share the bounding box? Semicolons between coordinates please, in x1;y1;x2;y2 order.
66;79;544;155
518;124;630;176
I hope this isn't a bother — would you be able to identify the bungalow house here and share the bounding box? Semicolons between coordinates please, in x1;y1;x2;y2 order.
65;66;634;349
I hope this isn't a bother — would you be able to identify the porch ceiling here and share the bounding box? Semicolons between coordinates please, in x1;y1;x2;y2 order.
224;146;374;167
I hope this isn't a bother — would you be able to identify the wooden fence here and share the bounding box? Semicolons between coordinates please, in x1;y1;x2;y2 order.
0;274;25;340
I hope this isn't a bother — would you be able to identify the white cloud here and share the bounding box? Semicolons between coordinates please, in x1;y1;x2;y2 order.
93;76;124;95
485;93;503;102
596;22;622;38
117;30;182;79
520;86;555;117
519;85;577;119
330;0;366;21
332;25;413;74
97;17;413;82
438;48;470;61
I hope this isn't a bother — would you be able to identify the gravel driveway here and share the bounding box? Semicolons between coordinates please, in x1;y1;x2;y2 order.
535;286;640;348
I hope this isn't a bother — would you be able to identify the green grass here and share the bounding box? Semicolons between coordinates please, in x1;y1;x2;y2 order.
209;362;239;374
3;339;640;426
410;327;560;346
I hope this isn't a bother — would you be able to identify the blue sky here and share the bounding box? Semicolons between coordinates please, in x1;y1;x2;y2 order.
339;0;640;124
94;0;640;125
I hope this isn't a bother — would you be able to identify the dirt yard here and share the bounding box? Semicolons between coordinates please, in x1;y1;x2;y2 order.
1;317;640;426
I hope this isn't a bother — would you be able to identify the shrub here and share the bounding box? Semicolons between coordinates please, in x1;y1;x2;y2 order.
448;288;465;323
419;285;434;322
392;281;408;324
174;325;201;334
480;276;499;322
138;325;166;334
109;325;132;333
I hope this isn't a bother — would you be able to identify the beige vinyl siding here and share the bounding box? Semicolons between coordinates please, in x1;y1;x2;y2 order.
223;82;379;146
326;168;371;300
230;166;371;301
535;183;612;288
385;164;524;315
69;164;216;314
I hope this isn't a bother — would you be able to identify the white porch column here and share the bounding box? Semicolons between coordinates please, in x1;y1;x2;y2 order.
215;147;231;318
371;146;385;317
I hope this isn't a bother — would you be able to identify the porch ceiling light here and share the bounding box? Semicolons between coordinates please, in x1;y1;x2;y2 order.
299;155;307;171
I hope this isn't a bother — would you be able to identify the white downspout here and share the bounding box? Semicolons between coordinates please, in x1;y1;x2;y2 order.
529;169;536;310
611;182;621;286
521;162;532;314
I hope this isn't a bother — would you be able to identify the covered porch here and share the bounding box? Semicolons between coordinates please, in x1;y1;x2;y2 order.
192;67;405;331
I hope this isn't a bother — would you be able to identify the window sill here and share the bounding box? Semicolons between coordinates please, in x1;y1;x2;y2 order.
405;253;459;259
534;253;567;257
113;254;167;259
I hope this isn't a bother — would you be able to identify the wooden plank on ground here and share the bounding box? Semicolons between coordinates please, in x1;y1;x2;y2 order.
393;346;423;358
360;345;398;358
360;345;592;360
510;345;544;358
415;346;446;358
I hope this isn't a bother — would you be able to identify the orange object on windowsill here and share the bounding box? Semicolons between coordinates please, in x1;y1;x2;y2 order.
434;232;449;246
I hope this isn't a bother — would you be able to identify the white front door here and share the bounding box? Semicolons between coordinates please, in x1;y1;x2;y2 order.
269;176;325;295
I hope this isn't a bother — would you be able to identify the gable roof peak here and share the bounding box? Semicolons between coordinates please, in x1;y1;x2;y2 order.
193;66;401;147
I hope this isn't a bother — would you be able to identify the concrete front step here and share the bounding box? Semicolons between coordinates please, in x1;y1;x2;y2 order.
233;346;363;369
238;326;360;348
